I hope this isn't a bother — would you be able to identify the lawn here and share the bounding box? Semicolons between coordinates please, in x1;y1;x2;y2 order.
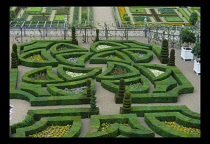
54;15;66;21
164;16;183;22
25;7;43;12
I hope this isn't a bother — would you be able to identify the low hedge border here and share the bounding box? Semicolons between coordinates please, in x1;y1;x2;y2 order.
10;107;99;135
20;82;52;97
50;43;88;57
15;116;81;138
22;66;64;87
19;49;58;68
96;62;140;82
57;64;102;82
84;114;154;137
90;41;128;53
23;41;55;52
47;78;96;96
55;52;94;67
10;68;18;91
134;63;172;84
89;50;132;65
16;39;72;57
144;112;200;137
151;44;162;61
130;105;200;119
101;76;149;94
121;48;153;63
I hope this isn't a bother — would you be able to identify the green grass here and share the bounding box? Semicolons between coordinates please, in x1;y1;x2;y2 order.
164;16;183;22
129;6;177;9
129;8;146;13
25;7;42;12
54;15;66;21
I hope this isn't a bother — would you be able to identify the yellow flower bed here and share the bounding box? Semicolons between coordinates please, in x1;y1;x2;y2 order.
28;124;72;138
27;54;44;61
106;55;121;59
118;6;126;21
162;121;200;135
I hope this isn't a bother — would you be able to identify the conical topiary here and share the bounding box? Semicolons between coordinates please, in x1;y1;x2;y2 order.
120;91;132;114
160;39;169;64
90;91;97;111
86;79;91;88
167;49;175;66
93;29;99;43
118;78;125;97
12;43;19;65
71;26;78;45
11;50;18;68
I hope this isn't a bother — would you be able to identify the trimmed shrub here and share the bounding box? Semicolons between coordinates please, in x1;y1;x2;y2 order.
118;78;125;98
160;39;169;64
71;26;78;45
167;49;175;66
11;50;18;68
120;91;132;114
93;29;100;42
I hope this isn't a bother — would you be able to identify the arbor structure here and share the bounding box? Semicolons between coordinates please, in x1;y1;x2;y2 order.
160;39;169;64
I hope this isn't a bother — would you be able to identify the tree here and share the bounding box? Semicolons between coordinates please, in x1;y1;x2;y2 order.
191;42;200;58
167;49;176;66
71;26;78;45
160;39;169;64
189;12;198;26
117;78;125;98
120;91;132;114
180;28;196;47
10;10;16;20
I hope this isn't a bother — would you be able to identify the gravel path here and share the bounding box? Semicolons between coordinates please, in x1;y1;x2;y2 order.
9;7;200;137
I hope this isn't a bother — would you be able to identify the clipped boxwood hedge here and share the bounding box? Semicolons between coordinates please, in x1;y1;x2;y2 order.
50;43;88;57
89;50;132;65
10;68;18;91
55;52;94;67
22;66;64;87
15;116;81;138
19;49;58;68
85;114;154;137
23;41;55;52
57;64;102;82
144;112;200;137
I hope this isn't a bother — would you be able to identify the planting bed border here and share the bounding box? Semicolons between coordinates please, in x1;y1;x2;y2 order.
96;61;140;82
10;107;99;136
55;52;94;67
85;114;154;137
19;49;58;68
10;68;18;91
15;116;81;138
144;112;200;137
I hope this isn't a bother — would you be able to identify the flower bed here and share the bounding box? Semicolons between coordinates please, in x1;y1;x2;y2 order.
161;121;200;135
148;68;164;77
135;52;146;58
164;16;183;22
30;72;48;80
125;82;142;89
57;45;72;51
106;55;121;59
111;66;128;76
66;71;86;77
27;54;44;61
99;122;130;131
60;86;87;94
96;45;112;50
66;57;79;63
28;124;72;138
118;7;126;21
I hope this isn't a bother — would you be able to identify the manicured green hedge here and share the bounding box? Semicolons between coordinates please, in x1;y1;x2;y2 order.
57;64;102;82
19;49;58;68
101;76;149;94
121;48;153;63
47;78;96;96
144;112;200;137
89;50;132;65
50;43;88;57
152;44;162;61
55;52;94;67
96;62;140;82
15;116;81;138
130;105;200;119
22;66;64;87
85;114;154;137
23;41;55;52
10;68;18;91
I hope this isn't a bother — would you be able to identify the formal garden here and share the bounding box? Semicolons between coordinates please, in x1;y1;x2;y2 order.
9;6;200;138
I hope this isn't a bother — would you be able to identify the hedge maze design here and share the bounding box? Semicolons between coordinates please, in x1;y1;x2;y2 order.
10;39;200;137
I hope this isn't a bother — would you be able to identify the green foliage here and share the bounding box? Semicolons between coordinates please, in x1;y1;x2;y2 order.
10;10;16;20
93;29;100;42
189;12;198;26
71;26;78;45
10;68;18;91
180;28;196;44
11;50;18;68
160;39;169;64
118;78;125;97
167;49;175;66
120;91;132;114
123;14;130;22
82;11;88;22
159;8;176;14
191;43;200;58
